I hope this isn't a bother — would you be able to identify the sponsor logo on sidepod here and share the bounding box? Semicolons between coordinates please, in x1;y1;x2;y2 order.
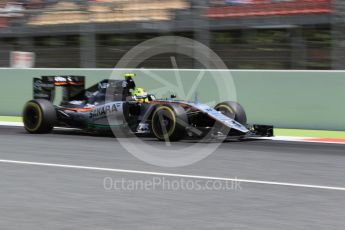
90;103;120;119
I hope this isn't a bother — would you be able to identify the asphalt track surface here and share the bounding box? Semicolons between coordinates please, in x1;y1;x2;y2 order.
0;126;345;230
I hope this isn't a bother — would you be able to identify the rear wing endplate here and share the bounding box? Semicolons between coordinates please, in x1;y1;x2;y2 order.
33;76;85;103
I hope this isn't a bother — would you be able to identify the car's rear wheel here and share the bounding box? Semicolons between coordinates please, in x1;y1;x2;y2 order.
151;104;188;141
214;101;247;125
23;99;57;134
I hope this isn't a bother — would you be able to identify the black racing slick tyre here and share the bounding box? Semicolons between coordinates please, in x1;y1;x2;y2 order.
23;99;57;134
151;104;188;141
214;101;247;125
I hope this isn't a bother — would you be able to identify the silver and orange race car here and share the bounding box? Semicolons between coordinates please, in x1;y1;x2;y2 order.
23;74;273;141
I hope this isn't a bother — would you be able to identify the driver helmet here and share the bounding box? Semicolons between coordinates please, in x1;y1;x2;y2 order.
132;87;148;99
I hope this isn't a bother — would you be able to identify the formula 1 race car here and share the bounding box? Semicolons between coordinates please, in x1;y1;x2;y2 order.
23;74;273;141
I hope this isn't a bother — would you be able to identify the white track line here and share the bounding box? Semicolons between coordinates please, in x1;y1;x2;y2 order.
0;121;23;126
0;122;80;131
259;136;345;145
0;159;344;191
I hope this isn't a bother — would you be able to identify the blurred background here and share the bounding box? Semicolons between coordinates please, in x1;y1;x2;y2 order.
0;0;342;69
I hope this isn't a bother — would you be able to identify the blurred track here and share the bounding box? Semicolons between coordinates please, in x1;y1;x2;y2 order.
0;126;345;229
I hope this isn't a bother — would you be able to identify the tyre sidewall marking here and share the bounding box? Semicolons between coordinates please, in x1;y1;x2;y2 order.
215;104;235;118
152;106;177;139
25;102;43;132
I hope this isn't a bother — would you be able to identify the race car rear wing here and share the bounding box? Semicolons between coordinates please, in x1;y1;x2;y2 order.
33;76;85;103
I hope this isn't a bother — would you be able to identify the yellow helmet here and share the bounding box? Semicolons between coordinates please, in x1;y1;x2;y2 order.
132;87;147;98
124;73;136;78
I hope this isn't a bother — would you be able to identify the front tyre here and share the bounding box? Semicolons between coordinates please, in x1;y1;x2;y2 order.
23;99;57;134
151;104;188;141
214;101;247;125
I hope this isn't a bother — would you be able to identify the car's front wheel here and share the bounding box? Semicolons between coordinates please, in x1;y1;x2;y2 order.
151;104;188;141
214;101;247;125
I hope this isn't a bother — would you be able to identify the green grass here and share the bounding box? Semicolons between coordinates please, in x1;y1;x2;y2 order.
0;116;22;122
1;116;345;139
275;128;345;139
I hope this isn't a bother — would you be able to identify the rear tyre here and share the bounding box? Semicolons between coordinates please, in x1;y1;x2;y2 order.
151;104;188;141
214;101;247;125
23;99;57;134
